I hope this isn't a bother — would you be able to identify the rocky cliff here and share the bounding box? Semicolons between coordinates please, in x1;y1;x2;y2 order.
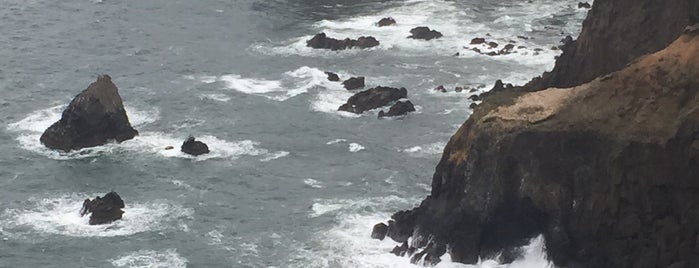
522;0;699;91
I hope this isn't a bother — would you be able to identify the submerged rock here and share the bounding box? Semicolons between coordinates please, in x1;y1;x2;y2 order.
338;86;408;114
181;136;210;156
408;27;443;40
342;77;365;90
377;17;396;27
79;192;125;225
378;100;415;118
325;72;340;82
39;75;138;151
306;32;379;51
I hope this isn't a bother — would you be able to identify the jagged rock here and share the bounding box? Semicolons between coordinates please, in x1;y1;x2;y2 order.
325;72;340;82
391;242;410;256
338;86;408;114
433;85;447;93
377;17;396;27
577;2;591;9
181;136;209;156
371;223;389;240
378;101;415;118
408;27;443;40
79;192;125;225
384;32;699;267
306;32;379;51
470;37;486;44
39;75;138;151
499;44;515;55
342;77;365;90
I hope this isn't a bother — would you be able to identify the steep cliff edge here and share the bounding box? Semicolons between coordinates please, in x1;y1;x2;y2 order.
387;31;699;267
522;0;699;91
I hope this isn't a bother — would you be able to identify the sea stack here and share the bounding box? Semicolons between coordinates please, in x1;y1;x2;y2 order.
181;136;210;156
39;75;138;151
79;192;125;225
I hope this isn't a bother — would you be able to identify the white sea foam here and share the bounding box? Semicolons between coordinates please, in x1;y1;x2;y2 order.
348;143;365;152
401;142;446;157
304;178;324;189
260;151;290;162
199;93;231;102
326;139;347;145
0;194;192;238
111;249;188;268
124;133;267;161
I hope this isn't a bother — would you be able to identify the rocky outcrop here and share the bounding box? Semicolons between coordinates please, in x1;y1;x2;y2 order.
325;72;340;82
342;76;365;90
377;17;396;27
522;0;699;92
408;27;442;41
381;32;699;267
371;223;389;240
338;86;407;114
577;2;591;9
378;101;415;118
306;33;379;51
39;75;138;151
80;192;125;225
181;136;209;156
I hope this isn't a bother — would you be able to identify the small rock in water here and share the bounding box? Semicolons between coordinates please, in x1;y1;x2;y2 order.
378;100;416;118
325;72;340;82
408;27;443;40
371;222;389;240
164;146;174;150
342;76;365;90
79;191;125;225
455;87;464;92
433;85;447;93
470;37;486;44
377;17;396;27
181;136;210;156
339;86;408;114
306;32;379;51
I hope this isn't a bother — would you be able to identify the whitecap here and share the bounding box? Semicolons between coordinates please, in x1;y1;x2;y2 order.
110;249;188;268
215;66;336;102
199;93;230;102
304;178;324;189
401;142;446;157
0;194;192;238
348;143;365;152
260;151;290;162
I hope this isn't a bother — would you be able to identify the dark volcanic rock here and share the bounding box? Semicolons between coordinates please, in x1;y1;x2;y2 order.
371;223;389;240
306;32;379;51
384;33;699;267
408;27;443;41
577;2;591;9
378;100;415;118
377;17;396;27
39;75;138;151
181;136;210;156
342;77;365;90
470;38;486;45
325;72;340;82
391;242;410;256
338;86;408;114
80;192;125;225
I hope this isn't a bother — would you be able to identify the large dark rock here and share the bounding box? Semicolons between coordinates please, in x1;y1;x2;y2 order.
342;77;365;90
378;100;415;118
408;27;443;41
39;75;138;151
383;33;699;267
522;0;699;92
181;136;209;156
371;223;389;240
306;32;379;51
79;192;125;225
338;86;408;114
377;17;396;27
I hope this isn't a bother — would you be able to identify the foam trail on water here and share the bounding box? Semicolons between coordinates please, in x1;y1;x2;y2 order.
110;249;188;268
0;193;192;238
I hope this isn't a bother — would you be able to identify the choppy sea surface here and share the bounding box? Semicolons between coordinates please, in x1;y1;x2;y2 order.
0;0;588;267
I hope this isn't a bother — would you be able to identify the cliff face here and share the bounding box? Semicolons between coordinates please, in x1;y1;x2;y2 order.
388;31;699;267
522;0;699;91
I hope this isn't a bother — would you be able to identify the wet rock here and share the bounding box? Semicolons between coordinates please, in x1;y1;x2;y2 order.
455;87;464;93
433;85;447;93
342;76;365;90
181;136;210;156
391;242;409;256
164;146;174;150
339;86;408;114
488;41;499;48
378;100;416;118
40;75;138;152
470;37;486;45
499;44;515;55
306;32;379;51
371;223;389;240
377;17;396;27
408;27;443;41
79;192;125;225
325;72;340;82
578;2;591;9
468;94;482;101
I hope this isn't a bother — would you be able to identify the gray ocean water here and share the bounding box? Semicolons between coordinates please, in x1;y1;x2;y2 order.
0;0;587;267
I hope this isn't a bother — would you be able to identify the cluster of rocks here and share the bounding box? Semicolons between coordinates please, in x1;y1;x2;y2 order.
464;35;574;57
322;72;416;118
432;84;484;94
306;18;443;51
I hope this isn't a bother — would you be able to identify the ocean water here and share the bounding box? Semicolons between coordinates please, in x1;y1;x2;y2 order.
0;0;587;267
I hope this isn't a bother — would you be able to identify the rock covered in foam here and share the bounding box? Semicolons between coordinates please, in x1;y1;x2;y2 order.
338;86;408;114
408;27;442;41
39;75;138;151
80;191;125;225
306;32;379;51
181;136;209;156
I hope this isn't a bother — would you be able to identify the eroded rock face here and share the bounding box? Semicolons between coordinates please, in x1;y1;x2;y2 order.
338;86;407;114
408;27;442;40
181;136;210;156
306;33;379;50
80;192;125;225
378;100;415;118
40;75;138;151
383;33;699;267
